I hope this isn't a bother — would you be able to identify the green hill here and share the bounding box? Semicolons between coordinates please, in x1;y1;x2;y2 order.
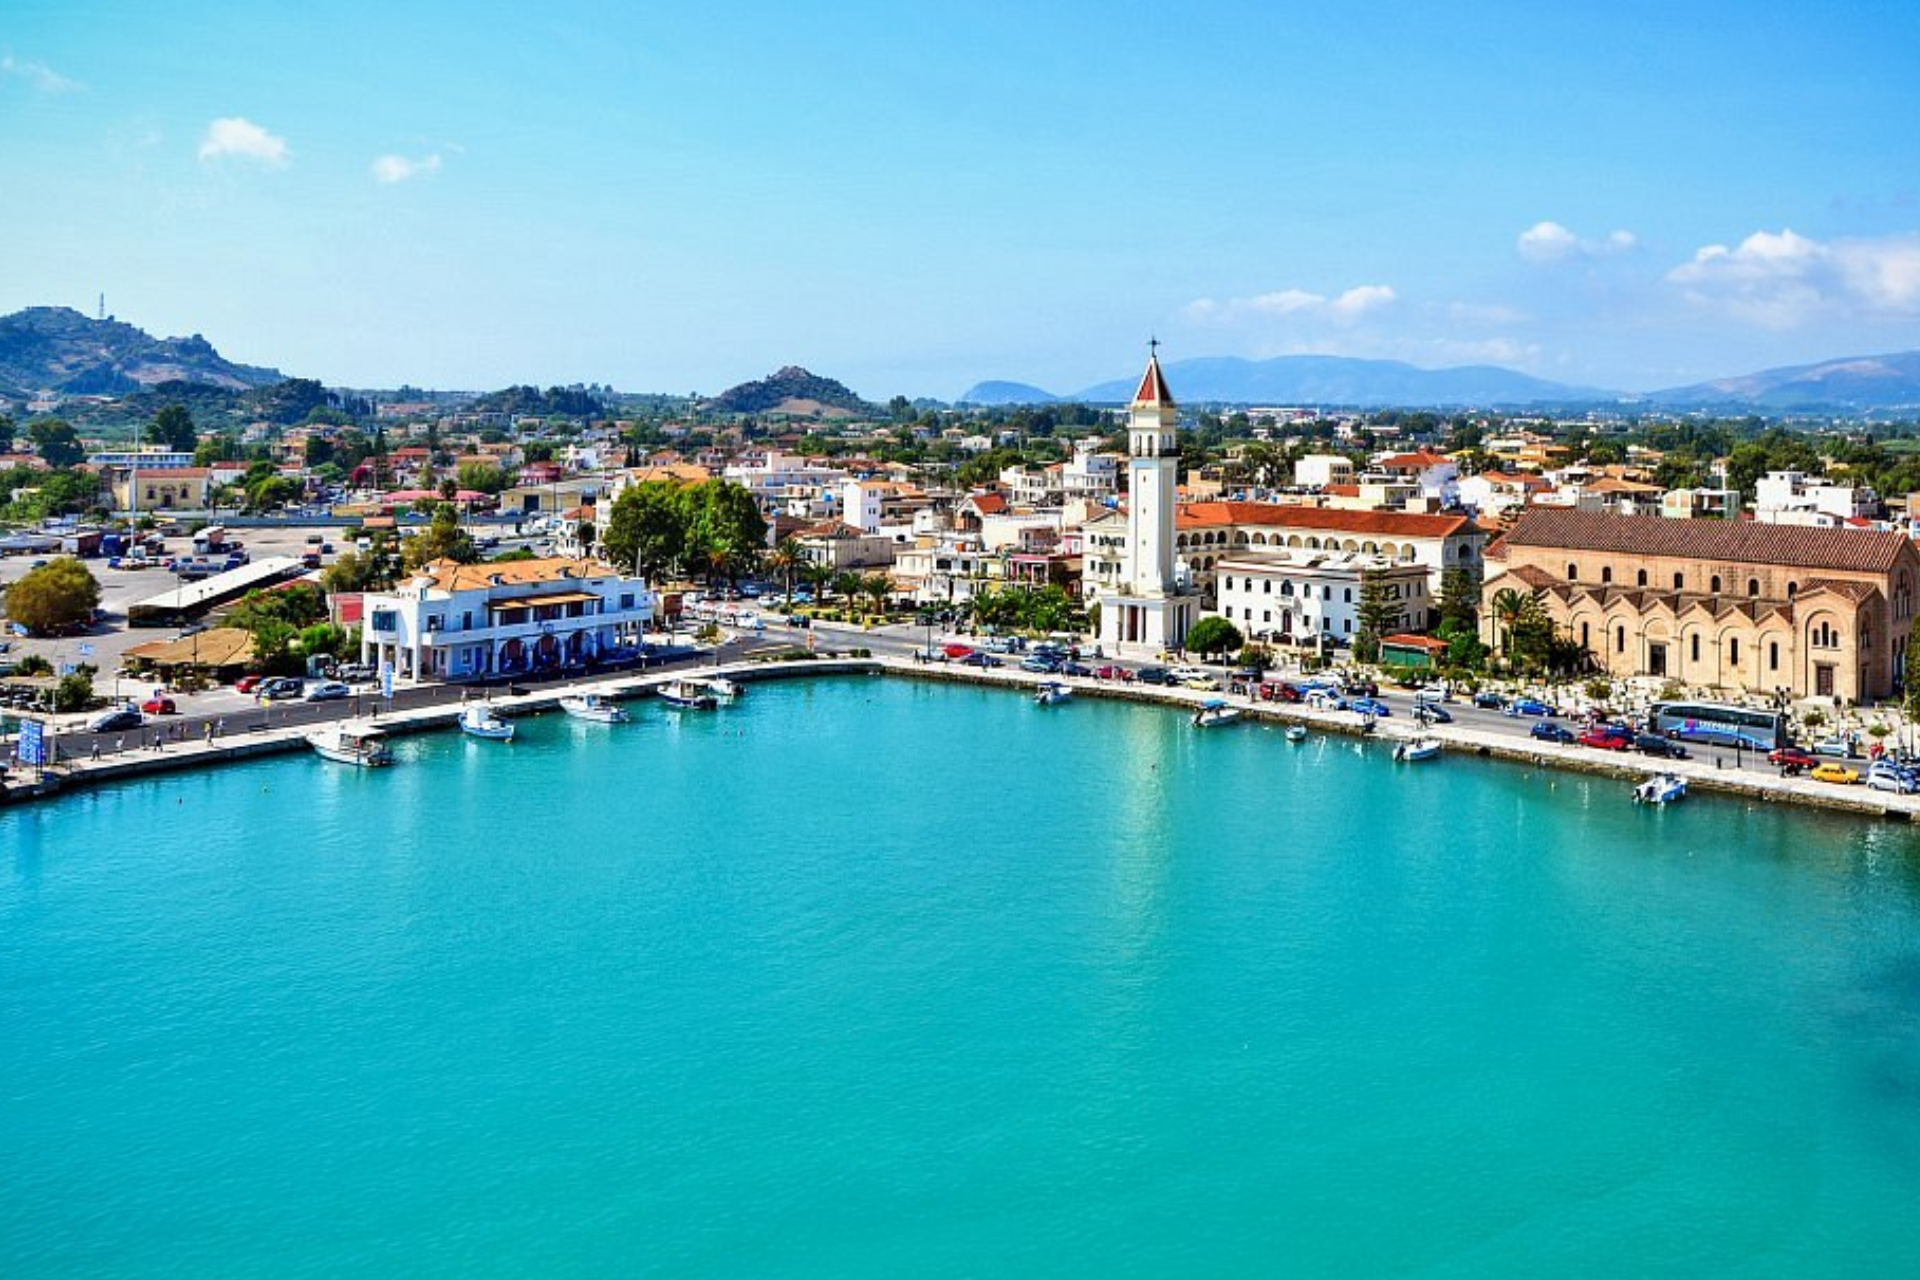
0;306;283;397
707;366;876;417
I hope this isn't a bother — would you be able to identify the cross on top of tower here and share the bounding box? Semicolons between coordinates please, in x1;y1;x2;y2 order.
1132;342;1175;407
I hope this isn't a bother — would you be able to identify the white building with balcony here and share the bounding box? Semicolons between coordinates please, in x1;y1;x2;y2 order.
359;556;657;681
1214;550;1431;649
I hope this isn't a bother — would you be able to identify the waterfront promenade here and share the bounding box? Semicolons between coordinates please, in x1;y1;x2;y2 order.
13;637;1920;823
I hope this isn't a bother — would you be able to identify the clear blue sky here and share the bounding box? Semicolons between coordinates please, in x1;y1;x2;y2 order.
5;0;1919;399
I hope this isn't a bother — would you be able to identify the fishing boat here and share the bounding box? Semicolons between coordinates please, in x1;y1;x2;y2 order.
306;719;394;767
561;692;629;723
458;704;515;741
1392;736;1442;763
706;677;744;700
1285;725;1308;743
1633;772;1687;804
659;679;718;710
1034;680;1073;706
1191;697;1242;728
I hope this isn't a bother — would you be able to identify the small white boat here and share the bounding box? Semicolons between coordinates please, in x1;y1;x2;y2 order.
561;693;629;723
706;677;744;700
1191;697;1242;728
1634;772;1687;804
1034;680;1073;706
459;704;515;741
1285;725;1308;743
306;719;394;767
1393;736;1442;762
659;679;718;710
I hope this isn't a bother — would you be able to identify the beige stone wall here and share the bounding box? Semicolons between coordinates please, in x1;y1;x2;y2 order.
1484;540;1918;701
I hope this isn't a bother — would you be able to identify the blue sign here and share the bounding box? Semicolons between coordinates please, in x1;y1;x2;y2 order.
18;719;46;767
380;661;394;700
77;643;94;657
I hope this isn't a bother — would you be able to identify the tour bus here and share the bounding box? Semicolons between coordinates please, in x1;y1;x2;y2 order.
1650;701;1787;751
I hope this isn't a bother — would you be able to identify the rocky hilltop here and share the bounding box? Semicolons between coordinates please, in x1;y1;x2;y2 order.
706;366;875;417
0;306;283;397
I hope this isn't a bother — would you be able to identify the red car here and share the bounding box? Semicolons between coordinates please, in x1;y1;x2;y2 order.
141;696;178;715
1768;746;1818;770
1093;664;1130;681
942;643;974;660
235;675;265;694
1577;725;1633;750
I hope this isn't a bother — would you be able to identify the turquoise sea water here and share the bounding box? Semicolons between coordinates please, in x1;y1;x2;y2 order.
5;675;1920;1278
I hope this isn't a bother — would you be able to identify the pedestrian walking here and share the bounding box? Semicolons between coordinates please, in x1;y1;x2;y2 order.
90;742;101;761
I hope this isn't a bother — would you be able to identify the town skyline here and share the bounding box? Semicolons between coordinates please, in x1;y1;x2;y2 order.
4;0;1918;399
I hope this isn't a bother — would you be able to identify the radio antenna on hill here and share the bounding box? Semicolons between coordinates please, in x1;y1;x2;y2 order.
97;292;105;321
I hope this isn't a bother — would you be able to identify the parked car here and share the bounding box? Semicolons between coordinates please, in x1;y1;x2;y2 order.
235;674;266;694
1472;691;1507;710
1060;661;1093;678
1135;667;1173;685
1093;664;1129;681
1768;746;1819;770
1020;655;1062;674
942;643;975;660
1261;681;1304;703
1184;675;1222;691
1634;733;1690;760
1414;705;1454;725
959;652;1002;668
87;706;144;733
1811;736;1860;758
303;680;351;702
1167;665;1209;683
140;696;177;715
256;677;304;702
1866;762;1920;794
1810;762;1860;785
1348;697;1392;717
1505;697;1558;717
1579;725;1635;750
1530;721;1578;744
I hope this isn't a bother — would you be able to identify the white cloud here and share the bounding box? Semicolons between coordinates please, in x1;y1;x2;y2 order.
1516;220;1637;263
197;117;290;167
1666;228;1920;327
1182;283;1396;326
0;52;81;93
371;153;444;184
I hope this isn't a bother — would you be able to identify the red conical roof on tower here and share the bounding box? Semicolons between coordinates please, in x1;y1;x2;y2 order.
1132;348;1175;407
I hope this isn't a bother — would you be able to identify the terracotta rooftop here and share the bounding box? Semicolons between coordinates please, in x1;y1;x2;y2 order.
1133;353;1175;406
1499;508;1913;573
410;556;619;593
1175;501;1476;538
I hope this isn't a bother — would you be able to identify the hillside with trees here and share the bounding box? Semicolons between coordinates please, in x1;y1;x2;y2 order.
0;307;282;397
706;366;877;417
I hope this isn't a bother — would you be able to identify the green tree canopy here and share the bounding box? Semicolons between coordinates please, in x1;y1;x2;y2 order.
153;402;197;453
401;503;479;571
26;418;82;467
3;557;101;634
1185;615;1244;657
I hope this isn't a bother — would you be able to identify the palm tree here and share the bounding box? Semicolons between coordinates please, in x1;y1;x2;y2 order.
799;560;833;602
1489;587;1538;658
831;570;864;605
766;538;802;602
862;572;893;617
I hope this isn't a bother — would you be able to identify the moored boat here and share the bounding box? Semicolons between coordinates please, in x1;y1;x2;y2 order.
1191;697;1242;728
659;679;718;710
1634;772;1687;804
1034;680;1073;706
306;719;395;767
706;677;744;700
1285;725;1308;742
1393;736;1442;762
561;693;629;723
458;704;515;741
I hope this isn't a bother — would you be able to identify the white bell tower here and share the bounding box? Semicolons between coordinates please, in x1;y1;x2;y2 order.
1099;343;1197;659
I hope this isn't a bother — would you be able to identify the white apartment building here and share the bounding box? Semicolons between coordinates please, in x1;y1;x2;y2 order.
1753;469;1879;524
360;556;656;681
1214;551;1431;648
1294;454;1355;488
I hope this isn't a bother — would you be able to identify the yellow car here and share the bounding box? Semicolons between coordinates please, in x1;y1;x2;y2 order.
1810;762;1859;785
1184;675;1222;691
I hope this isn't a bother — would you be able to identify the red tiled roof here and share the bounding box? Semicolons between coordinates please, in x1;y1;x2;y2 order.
1501;508;1913;573
966;493;1008;514
1133;355;1175;406
1376;451;1452;470
1174;500;1475;538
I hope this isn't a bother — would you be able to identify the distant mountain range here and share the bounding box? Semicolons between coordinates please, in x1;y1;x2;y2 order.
0;306;282;397
1648;352;1920;411
963;351;1920;412
705;365;877;417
